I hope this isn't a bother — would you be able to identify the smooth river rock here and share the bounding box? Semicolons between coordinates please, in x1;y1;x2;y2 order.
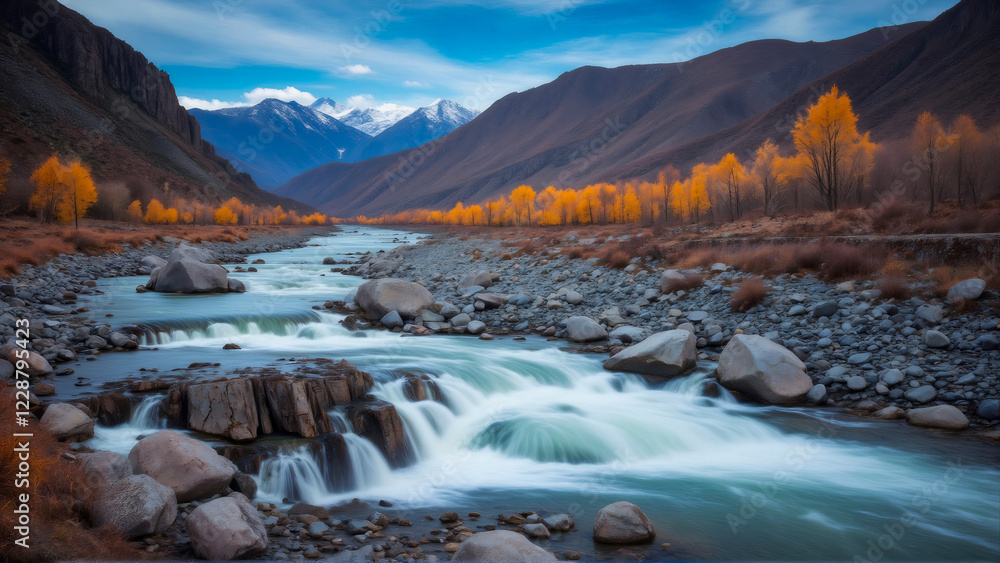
593;501;655;544
355;278;435;320
603;329;696;377
128;429;237;502
451;530;557;562
565;316;608;342
716;334;812;404
906;405;970;430
40;403;94;442
91;474;178;539
186;493;267;560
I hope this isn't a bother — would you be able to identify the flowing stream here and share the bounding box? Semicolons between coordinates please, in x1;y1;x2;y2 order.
60;227;998;560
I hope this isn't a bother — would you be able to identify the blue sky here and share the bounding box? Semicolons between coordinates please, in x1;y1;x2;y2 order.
63;0;956;112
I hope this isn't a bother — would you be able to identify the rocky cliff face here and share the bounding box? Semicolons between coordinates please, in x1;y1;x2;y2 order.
0;0;307;209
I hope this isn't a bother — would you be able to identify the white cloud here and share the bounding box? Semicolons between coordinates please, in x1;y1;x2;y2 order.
340;64;374;75
404;80;430;88
179;86;317;110
345;94;376;108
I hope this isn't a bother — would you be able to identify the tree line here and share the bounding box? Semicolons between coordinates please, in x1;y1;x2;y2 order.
0;155;331;227
355;87;1000;227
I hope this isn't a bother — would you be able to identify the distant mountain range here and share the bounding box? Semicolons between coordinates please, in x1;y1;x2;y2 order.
190;98;479;186
0;0;303;210
276;0;998;218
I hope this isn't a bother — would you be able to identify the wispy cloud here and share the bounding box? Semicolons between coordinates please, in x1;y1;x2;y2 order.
404;80;430;88
179;86;317;110
340;64;374;75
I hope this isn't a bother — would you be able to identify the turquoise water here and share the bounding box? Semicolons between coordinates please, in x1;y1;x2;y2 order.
65;226;998;561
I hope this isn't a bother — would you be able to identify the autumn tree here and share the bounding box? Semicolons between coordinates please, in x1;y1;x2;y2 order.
658;166;680;224
510;185;536;226
144;198;166;224
214;205;238;225
790;86;874;211
126;200;143;224
60;160;98;228
951;115;985;205
912;112;949;214
714;153;745;220
751;140;782;216
29;156;66;222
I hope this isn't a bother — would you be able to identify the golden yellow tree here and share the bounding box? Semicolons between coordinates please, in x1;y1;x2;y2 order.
214;206;238;225
791;86;873;211
951;115;984;205
510;185;536;226
714;153;745;220
29;155;67;223
126;200;143;224
144;199;166;224
59;160;98;228
466;204;483;226
623;185;641;223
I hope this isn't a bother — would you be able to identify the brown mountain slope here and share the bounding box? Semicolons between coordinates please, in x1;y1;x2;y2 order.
616;0;1000;182
277;23;922;216
0;0;307;211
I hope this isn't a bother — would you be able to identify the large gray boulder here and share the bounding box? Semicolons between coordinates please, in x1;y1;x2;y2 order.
40;403;94;442
603;330;696;377
593;501;655;544
128;430;238;502
186;379;259;441
149;244;230;294
92;474;178;539
77;451;132;495
946;279;985;302
186;493;267;560
139;255;167;269
451;530;557;562
906;405;970;430
565;316;608;342
459;271;495;290
717;335;812;404
355;279;435;320
4;347;52;377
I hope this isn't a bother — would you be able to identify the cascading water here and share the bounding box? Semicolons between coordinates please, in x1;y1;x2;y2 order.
89;394;166;453
68;227;999;560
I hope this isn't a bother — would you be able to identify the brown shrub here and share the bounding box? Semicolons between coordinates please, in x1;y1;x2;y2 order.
792;243;826;271
662;273;703;293
731;277;770;312
600;249;631;269
514;239;542;256
0;259;19;276
676;247;722;269
818;244;883;280
877;275;910;300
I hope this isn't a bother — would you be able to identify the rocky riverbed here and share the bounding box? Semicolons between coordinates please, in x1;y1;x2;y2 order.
339;231;1000;433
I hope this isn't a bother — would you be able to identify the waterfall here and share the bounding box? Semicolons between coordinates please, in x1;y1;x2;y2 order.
87;394;166;454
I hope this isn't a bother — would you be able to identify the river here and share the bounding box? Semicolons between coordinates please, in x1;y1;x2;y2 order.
56;227;999;560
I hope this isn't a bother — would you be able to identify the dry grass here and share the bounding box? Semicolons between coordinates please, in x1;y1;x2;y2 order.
600;249;632;269
0;394;152;562
731;277;770;312
662;273;703;293
819;244;884;280
877;275;910;300
513;239;542;256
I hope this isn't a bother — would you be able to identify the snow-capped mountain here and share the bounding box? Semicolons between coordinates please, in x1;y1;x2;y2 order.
347;99;480;161
318;103;417;136
190;99;370;187
309;97;350;118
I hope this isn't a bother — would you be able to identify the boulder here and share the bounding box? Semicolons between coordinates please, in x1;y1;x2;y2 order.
128;430;238;502
451;530;557;562
565;316;608;342
76;451;132;502
659;270;685;293
347;400;412;467
91;474;178;539
522;523;551;538
149;244;229;293
593;501;655;544
924;330;950;348
906;405;970;430
903;385;937;404
946;279;986;302
806;384;829;405
355;279;434;320
5;348;52;377
977;399;999;421
716;335;812;404
140;255;167;269
459;271;495;289
227;278;246;293
40;403;94;442
380;310;404;329
466;320;487;335
474;293;507;310
542;513;574;531
915;304;943;325
608;325;644;343
603;330;696;377
187;379;259;441
186;493;267;560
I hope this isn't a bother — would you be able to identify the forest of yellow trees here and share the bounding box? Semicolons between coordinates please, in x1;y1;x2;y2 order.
357;88;998;227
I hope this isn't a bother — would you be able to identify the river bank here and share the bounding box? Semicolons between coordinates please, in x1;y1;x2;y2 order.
341;229;1000;432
